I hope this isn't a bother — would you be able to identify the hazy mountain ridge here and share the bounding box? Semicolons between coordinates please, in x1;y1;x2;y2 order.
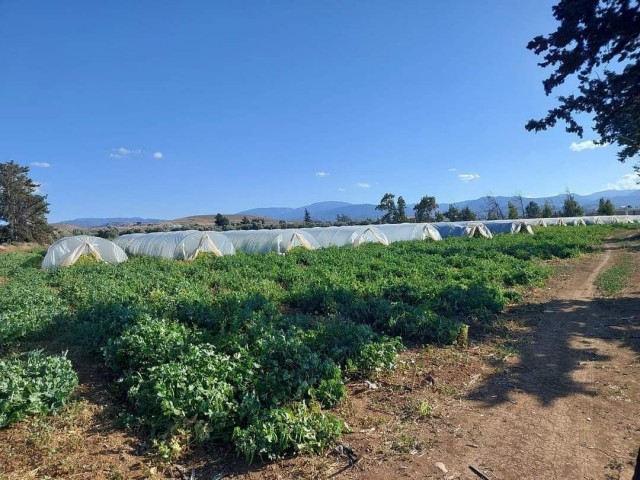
56;189;640;227
52;217;164;228
238;189;640;222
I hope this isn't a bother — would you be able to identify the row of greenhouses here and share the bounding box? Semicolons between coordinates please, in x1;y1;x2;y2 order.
41;216;640;268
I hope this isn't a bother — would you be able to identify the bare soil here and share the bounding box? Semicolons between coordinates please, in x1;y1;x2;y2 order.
1;234;639;480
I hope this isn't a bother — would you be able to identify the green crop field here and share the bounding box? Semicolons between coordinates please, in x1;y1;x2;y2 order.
0;225;633;462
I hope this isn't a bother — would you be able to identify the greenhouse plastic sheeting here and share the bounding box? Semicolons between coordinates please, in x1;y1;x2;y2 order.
523;218;548;227
113;233;146;252
560;217;587;226
584;217;604;225
123;231;235;259
369;223;442;242
223;229;320;254
301;226;389;247
42;235;128;269
483;220;534;235
432;222;493;239
176;231;235;260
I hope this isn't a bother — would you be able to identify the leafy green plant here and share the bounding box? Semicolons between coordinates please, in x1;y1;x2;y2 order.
0;350;78;428
232;401;344;462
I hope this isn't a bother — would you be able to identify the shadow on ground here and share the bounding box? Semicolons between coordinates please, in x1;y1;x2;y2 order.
467;295;640;408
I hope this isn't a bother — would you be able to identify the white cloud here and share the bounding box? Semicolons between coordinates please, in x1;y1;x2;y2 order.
604;173;640;191
110;147;144;158
570;140;608;152
33;182;46;194
458;173;480;182
31;162;51;168
337;188;347;192
356;182;371;189
448;168;457;172
315;171;329;177
153;151;164;160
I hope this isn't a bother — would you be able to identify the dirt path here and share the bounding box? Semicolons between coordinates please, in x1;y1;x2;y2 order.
432;237;640;480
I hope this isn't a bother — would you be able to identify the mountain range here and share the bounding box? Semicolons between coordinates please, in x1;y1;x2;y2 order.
237;189;640;222
55;189;640;227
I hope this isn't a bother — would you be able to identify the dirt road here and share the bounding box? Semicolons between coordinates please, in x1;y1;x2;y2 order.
425;236;640;480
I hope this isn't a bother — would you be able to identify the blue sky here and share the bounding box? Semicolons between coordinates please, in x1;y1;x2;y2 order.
1;1;637;221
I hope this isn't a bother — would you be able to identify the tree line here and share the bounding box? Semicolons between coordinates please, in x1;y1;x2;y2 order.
368;191;619;224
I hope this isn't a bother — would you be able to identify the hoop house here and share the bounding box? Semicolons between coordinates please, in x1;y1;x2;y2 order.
113;233;146;252
432;222;493;239
371;223;442;243
564;217;586;226
126;231;235;260
543;218;566;226
523;218;547;227
42;235;128;269
483;220;534;235
223;229;320;254
584;217;604;225
301;226;389;247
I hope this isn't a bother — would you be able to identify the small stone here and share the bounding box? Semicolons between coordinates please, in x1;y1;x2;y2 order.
587;417;592;421
364;380;378;390
434;462;448;473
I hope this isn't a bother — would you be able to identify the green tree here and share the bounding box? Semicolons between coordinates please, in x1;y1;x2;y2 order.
526;0;640;163
241;216;251;225
434;212;445;222
507;201;519;219
375;193;397;224
597;197;616;215
335;214;353;224
445;204;460;222
541;200;555;218
0;161;52;243
394;196;408;223
303;208;312;224
459;205;477;221
214;213;230;228
413;195;438;222
560;194;584;217
525;201;541;218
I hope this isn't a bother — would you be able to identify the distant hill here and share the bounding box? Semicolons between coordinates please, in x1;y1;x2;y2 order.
53;189;640;227
236;189;640;221
169;214;277;227
52;217;164;228
238;201;379;222
54;214;277;230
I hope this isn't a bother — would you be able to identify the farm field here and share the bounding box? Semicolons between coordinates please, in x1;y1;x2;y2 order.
0;225;638;479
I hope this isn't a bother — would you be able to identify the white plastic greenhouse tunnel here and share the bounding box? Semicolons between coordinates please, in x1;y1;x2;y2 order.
483;220;534;235
584;217;604;225
223;229;320;254
523;218;548;227
123;231;235;260
432;222;493;239
370;223;442;243
42;235;128;269
113;233;146;251
563;217;587;226
301;226;389;247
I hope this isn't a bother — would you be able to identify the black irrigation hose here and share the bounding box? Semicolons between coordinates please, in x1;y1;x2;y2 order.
469;465;494;480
